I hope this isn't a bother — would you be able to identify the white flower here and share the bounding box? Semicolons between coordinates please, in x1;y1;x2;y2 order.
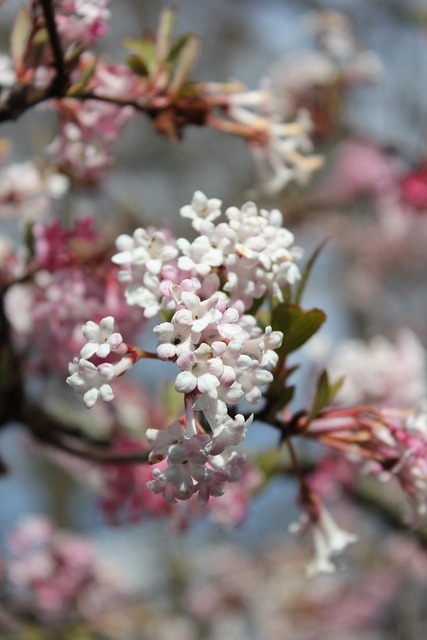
75;0;111;25
205;413;253;456
173;291;222;333
227;96;323;194
66;358;115;408
45;173;70;199
175;344;224;398
242;325;283;368
236;356;273;403
180;190;222;232
112;229;178;316
177;235;224;277
0;54;16;88
80;316;123;359
222;201;303;306
147;462;199;502
305;505;358;577
146;420;185;464
153;320;195;360
146;417;250;505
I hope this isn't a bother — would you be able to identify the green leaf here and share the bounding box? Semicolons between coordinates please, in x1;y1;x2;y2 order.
123;38;157;77
126;53;149;76
278;282;292;305
265;367;298;407
10;6;32;75
272;303;326;355
273;384;295;411
167;33;192;65
257;449;282;480
285;363;300;380
67;56;98;95
294;237;329;305
309;370;344;419
156;8;177;66
24;221;34;256
32;27;49;65
169;34;200;92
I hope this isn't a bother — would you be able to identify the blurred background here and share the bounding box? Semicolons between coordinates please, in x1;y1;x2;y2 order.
2;0;427;638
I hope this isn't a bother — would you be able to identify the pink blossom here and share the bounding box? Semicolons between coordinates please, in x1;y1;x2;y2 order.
400;164;427;210
6;219;143;373
4;515;124;625
316;138;398;204
55;0;110;47
33;217;98;272
98;439;174;524
48;100;135;185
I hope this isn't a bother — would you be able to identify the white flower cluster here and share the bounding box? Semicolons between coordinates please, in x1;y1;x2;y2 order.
66;316;131;408
146;275;282;502
140;193;290;503
112;190;303;314
230;104;323;195
154;285;283;425
146;412;252;505
112;229;179;317
68;193;297;503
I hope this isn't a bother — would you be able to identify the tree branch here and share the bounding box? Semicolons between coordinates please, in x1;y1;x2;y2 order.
24;402;149;465
39;0;68;93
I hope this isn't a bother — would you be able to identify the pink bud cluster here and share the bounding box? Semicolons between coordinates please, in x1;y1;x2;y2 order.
33;216;97;272
372;405;427;517
308;402;427;518
44;50;141;185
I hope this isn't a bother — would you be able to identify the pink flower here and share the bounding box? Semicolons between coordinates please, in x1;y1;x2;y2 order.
55;0;110;47
47;100;135;185
33;217;98;272
316;139;398;204
401;164;427;210
4;515;124;625
98;439;174;523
